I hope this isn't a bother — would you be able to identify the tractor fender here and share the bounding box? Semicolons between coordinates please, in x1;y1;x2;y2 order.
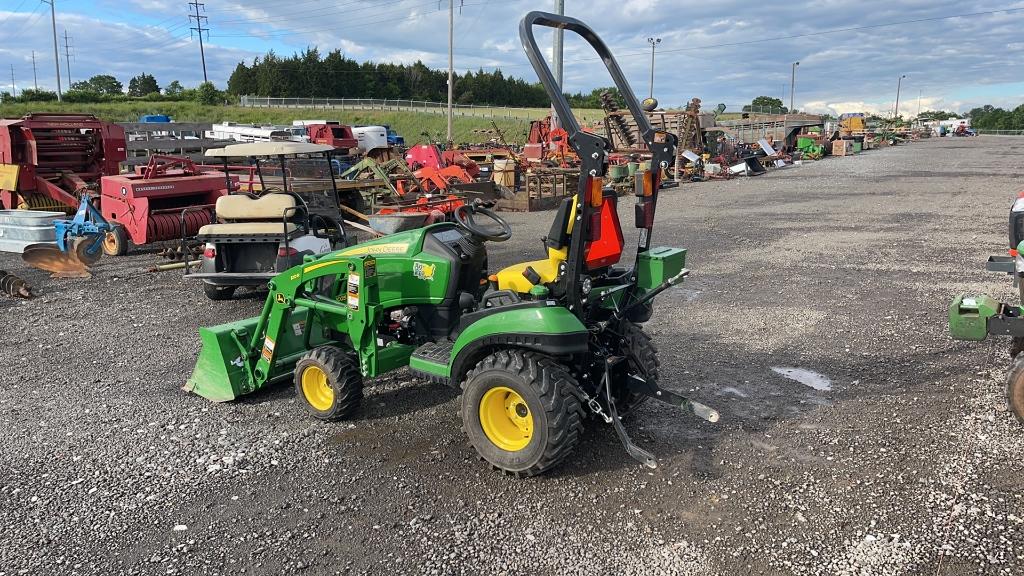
448;305;588;383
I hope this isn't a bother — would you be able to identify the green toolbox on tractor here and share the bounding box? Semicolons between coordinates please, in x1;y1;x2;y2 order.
949;191;1024;423
186;12;719;476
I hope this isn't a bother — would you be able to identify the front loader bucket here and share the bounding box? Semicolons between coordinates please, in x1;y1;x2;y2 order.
186;307;336;402
186;318;260;402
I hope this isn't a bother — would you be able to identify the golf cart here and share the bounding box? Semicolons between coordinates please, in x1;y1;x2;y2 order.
186;142;349;300
186;12;717;476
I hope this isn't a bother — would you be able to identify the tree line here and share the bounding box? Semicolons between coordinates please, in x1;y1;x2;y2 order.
0;73;225;105
227;48;612;108
968;104;1024;131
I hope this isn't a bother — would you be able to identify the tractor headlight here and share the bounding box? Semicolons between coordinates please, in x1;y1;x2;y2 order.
580;276;592;295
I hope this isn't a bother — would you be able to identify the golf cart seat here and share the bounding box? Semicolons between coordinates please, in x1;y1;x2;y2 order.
197;193;301;237
495;191;623;294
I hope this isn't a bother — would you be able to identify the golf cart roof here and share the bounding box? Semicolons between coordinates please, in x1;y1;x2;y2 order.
205;141;334;158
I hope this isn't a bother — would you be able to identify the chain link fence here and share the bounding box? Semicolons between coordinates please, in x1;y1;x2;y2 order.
238;96;797;120
239;95;548;119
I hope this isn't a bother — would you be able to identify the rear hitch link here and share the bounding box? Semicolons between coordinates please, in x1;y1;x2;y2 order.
599;355;720;469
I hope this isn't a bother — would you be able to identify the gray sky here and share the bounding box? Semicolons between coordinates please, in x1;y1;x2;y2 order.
1;0;1022;114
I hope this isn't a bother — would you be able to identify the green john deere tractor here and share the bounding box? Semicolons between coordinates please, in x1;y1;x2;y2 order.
185;11;719;476
949;192;1024;423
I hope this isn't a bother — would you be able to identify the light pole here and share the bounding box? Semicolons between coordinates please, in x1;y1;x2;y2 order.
789;61;799;113
894;74;906;121
647;37;661;99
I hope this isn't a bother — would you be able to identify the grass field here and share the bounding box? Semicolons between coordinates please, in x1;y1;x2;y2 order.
0;102;605;144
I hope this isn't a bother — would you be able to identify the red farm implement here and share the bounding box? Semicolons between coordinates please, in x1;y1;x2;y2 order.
99;155;234;255
0;114;126;212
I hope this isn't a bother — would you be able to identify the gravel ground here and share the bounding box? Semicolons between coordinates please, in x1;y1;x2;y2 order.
1;136;1023;575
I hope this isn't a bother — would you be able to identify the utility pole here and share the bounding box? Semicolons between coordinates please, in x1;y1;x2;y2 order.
647;37;661;100
10;65;16;98
63;30;72;86
790;61;799;113
894;74;906;120
188;1;208;83
551;0;564;129
446;0;454;144
42;0;62;101
917;89;922;118
32;51;38;91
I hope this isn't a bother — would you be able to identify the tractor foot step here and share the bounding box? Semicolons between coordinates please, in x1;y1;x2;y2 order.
410;341;454;385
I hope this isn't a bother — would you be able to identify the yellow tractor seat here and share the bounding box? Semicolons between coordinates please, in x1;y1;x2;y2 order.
495;196;575;293
495;247;568;293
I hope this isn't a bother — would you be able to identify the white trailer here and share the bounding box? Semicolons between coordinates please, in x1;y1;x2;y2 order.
205;122;310;143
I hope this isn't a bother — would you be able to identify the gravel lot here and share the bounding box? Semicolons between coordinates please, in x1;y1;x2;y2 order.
2;136;1023;575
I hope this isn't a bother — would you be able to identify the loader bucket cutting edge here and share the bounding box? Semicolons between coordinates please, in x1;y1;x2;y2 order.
186;322;257;403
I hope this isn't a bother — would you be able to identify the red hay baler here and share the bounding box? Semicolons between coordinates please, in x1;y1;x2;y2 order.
0;113;126;211
99;155;234;255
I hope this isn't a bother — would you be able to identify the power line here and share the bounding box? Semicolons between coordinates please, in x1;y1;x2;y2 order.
0;0;29;27
209;0;439;38
4;3;44;46
214;0;397;25
188;0;208;82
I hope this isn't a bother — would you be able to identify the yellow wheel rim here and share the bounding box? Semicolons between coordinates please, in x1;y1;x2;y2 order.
103;231;118;253
300;365;334;411
479;386;533;452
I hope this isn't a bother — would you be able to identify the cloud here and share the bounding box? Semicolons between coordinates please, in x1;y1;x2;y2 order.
3;0;1023;112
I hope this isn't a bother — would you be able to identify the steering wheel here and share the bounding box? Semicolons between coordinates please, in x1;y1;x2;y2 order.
454;202;512;242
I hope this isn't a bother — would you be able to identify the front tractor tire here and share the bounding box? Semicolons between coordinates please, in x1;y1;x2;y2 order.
1006;356;1024;425
294;346;364;421
460;350;585;477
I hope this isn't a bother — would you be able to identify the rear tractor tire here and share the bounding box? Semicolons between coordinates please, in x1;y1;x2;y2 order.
202;282;237;301
1006;356;1024;425
295;345;363;421
102;224;129;256
610;321;661;417
460;350;585;477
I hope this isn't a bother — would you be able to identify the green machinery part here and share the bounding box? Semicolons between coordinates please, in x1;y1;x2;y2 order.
949;294;1001;341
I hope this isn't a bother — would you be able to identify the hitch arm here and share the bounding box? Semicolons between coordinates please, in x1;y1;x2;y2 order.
626;373;720;423
603;359;657;469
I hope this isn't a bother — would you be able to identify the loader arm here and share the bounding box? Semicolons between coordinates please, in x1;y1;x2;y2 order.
187;254;386;401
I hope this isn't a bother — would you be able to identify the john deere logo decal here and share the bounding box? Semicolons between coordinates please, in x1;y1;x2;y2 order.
413;261;435;281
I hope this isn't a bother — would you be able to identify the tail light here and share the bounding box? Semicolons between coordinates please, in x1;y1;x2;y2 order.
634;169;657;229
589;177;604;207
635;170;655;197
202;246;216;259
278;246;299;258
585;195;624;270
